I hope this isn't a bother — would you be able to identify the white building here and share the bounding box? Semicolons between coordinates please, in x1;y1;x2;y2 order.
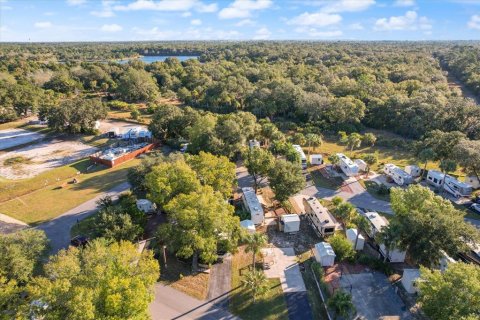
426;170;473;197
314;242;336;267
337;153;359;177
280;214;300;233
354;159;368;172
310;154;323;165
303;197;339;237
346;228;365;250
292;144;307;169
401;269;421;294
384;163;413;186
240;219;256;234
136;199;156;214
405;165;422;178
241;187;264;225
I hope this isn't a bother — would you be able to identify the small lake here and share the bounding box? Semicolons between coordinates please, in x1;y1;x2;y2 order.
118;55;199;64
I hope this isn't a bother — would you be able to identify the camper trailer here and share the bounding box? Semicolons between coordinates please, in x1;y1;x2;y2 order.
354;159;368;172
384;163;413;186
136;199;156;214
337;153;359;177
427;170;473;198
292;145;307;169
241;187;264;225
279;214;300;233
310;154;323;165
405;165;422;178
303;197;338;237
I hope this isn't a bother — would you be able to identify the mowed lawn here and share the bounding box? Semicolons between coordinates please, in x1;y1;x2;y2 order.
229;246;289;320
0;158;140;225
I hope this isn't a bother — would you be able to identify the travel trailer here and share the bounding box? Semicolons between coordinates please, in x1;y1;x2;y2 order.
426;170;473;198
405;165;422;178
310;154;323;165
136;199;157;214
354;159;368;172
303;197;338;237
292;144;307;169
384;163;413;186
241;187;264;225
336;153;359;176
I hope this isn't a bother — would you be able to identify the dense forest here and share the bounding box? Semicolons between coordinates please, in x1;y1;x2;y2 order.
1;41;479;140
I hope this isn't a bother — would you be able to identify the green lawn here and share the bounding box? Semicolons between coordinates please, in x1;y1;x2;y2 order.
0;158;140;225
71;214;98;238
358;179;391;202
310;168;344;190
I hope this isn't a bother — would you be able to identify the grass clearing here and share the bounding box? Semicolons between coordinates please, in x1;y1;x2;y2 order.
309;167;344;190
358;179;391;202
0;158;140;224
70;213;98;238
230;246;289;320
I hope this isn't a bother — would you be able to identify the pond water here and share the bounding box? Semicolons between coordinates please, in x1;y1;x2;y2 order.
118;55;199;64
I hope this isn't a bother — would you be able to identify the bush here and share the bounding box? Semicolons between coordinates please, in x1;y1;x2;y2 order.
357;253;393;275
108;100;131;110
328;234;355;262
311;261;325;280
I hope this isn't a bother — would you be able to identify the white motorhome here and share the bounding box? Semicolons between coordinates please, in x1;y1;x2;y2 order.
427;170;473;198
336;153;359;177
384;163;413;186
292;144;307;169
303;197;338;237
241;187;264;225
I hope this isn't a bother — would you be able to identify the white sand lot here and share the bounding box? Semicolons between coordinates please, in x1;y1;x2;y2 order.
97;120;147;134
0;128;45;150
0;138;97;180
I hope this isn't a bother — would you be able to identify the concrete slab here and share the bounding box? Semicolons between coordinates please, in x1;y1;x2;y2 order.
284;292;313;320
0;128;45;150
339;272;412;320
262;247;306;293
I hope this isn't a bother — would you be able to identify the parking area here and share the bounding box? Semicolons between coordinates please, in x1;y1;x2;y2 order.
339;272;412;320
0;128;45;150
97;119;147;134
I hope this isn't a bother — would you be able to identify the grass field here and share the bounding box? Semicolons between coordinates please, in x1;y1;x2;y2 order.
229;246;289;320
358;179;391;202
0;158;140;224
309;167;344;190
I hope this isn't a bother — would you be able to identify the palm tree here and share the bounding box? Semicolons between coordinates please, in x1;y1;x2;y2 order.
346;133;362;151
362;153;378;177
333;202;356;226
242;270;269;303
305;133;323;156
353;214;371;251
245;233;268;268
328;154;340;170
327;290;355;319
375;223;402;262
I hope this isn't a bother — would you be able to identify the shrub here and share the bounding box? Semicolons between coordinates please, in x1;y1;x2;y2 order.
108;100;130;110
357;253;393;275
328;234;355;262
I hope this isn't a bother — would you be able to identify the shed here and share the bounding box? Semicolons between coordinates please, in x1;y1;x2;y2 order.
136;199;156;214
240;219;256;234
280;214;300;233
401;269;420;294
354;159;368;172
310;154;323;165
248;139;260;148
346;228;365;250
405;165;421;178
314;242;336;267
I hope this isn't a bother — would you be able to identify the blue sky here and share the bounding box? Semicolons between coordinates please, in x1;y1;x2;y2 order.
1;0;480;41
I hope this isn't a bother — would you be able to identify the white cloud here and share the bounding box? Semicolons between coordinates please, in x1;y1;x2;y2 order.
468;14;480;30
295;27;343;38
219;0;272;19
67;0;86;6
101;24;123;32
132;26;241;40
322;0;375;13
394;0;416;6
191;19;202;25
182;11;192;17
235;19;255;26
91;0;116;18
253;27;271;39
114;0;216;12
287;12;342;26
374;11;432;31
349;23;364;30
34;21;52;28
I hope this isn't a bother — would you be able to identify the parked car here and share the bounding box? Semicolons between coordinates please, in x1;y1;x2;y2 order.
471;203;480;214
473;196;480;204
70;235;89;247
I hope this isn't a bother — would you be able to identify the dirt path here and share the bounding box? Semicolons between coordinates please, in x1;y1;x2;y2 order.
437;58;480;105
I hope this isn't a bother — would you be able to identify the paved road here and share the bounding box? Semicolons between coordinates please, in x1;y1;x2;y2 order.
207;255;232;308
0;213;28;234
150;284;239;320
466;218;480;230
36;182;131;253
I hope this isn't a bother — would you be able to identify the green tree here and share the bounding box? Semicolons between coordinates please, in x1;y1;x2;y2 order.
333;201;356;225
305;133;323;156
243;147;275;192
439;159;457;194
421;130;466;161
268;159;305;202
158;186;240;271
352;214;371;251
375;223;402;262
328;234;355;262
27;240;159;320
116;68;159;102
418;148;435;174
453;139;480;182
390;185;479;266
145;160;201;208
327;290;355;319
362;133;377;147
148;104;184;142
186;151;237;199
94;206;143;242
244;233;268;268
417;263;480;320
290;132;306;146
328;154;340;169
346;133;363;151
43;71;80;94
0;229;48;283
242;270;269;303
362;153;378;176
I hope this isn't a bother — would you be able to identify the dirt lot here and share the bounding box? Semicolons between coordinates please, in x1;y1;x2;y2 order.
97;119;147;134
0;128;45;150
0;138;97;179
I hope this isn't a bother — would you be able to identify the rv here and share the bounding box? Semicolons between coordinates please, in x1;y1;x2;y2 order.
384;163;413;186
303;197;338;237
337;153;359;177
241;187;264;225
292;144;307;169
427;170;473;198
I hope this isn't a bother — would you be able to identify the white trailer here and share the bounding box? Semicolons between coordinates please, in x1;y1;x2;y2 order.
310;154;323;165
354;159;368;172
241;187;264;225
405;165;422;178
427;170;473;197
136;199;157;214
280;214;300;233
303;197;338;237
337;153;359;177
379;244;406;263
292;144;307;169
384;163;413;186
314;242;336;267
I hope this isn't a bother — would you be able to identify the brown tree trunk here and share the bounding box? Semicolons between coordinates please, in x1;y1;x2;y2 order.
192;251;199;273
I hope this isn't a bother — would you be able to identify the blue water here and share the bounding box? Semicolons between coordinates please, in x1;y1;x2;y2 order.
118;55;198;64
